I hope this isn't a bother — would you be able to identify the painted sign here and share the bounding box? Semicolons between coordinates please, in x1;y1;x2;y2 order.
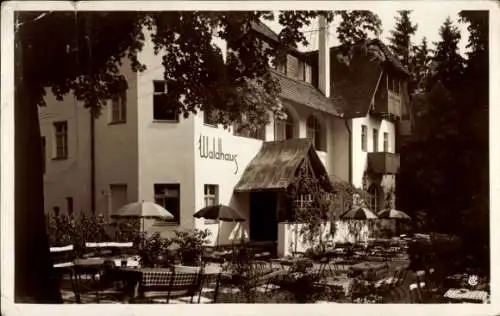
198;135;238;174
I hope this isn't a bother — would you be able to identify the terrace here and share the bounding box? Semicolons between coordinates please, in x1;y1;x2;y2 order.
48;213;490;304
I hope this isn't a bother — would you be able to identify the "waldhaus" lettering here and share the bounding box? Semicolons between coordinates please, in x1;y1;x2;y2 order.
198;135;238;174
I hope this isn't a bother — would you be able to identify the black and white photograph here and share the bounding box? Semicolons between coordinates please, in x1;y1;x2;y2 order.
1;1;498;313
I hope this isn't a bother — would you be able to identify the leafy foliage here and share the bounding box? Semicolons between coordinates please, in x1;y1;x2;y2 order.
397;11;489;273
335;10;382;54
137;232;174;268
285;161;333;253
171;228;211;266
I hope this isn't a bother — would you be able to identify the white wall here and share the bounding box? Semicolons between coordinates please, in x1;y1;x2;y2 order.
39;92;92;216
135;30;197;236
94;58;140;219
351;114;396;189
194;119;263;246
327;116;350;182
278;221;373;257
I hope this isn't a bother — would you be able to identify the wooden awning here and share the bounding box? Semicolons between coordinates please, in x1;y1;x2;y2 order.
234;138;332;192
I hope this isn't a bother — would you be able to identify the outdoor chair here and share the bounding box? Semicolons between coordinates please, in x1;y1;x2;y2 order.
375;267;407;302
316;257;333;278
409;283;425;303
140;270;204;304
50;244;79;303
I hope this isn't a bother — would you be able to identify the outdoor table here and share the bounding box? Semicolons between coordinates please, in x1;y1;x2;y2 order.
114;267;173;301
316;275;353;297
271;257;313;270
350;262;388;281
443;288;489;303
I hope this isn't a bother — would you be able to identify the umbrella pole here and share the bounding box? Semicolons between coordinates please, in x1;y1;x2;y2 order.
217;220;221;248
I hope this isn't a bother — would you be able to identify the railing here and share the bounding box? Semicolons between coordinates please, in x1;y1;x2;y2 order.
367;152;400;174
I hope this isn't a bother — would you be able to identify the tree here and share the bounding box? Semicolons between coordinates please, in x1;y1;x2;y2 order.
335;10;382;55
409;37;431;93
397;11;489;273
388;10;418;68
13;9;384;303
429;16;464;91
455;10;489;271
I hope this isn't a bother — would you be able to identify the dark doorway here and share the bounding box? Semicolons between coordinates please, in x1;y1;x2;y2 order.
250;191;278;242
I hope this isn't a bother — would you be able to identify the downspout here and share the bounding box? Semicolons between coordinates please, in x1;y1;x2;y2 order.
343;118;352;185
90;108;96;213
85;17;96;214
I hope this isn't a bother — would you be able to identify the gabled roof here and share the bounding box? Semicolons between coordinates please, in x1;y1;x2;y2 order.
271;69;344;117
234;138;332;192
369;38;410;76
305;39;410;119
332;53;383;119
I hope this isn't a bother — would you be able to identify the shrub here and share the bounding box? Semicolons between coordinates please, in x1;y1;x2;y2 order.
171;229;211;266
137;232;174;268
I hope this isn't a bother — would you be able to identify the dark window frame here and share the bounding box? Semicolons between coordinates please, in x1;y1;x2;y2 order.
154;183;181;224
203;184;219;224
275;110;294;141
306;115;325;151
153;80;179;122
110;90;127;124
53;121;68;160
361;125;368;152
383;132;389;152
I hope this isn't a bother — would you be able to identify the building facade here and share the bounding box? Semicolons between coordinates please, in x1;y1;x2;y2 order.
40;18;410;251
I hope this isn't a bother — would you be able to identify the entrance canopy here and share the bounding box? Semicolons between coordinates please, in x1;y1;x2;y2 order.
234;138;333;192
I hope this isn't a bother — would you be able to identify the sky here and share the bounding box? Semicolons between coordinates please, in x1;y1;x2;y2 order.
264;9;470;55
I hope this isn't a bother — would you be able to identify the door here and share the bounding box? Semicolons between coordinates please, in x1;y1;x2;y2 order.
249;191;278;242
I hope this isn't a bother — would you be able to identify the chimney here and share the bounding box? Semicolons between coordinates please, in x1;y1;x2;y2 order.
318;15;330;98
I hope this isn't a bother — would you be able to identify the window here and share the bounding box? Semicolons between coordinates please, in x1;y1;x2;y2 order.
383;132;389;152
53;121;68;159
275;110;294;141
368;184;381;213
41;137;46;174
203;109;218;126
293;194;313;220
361;125;367;152
110;90;127;123
306;115;324;151
304;64;312;83
234;123;265;140
66;197;73;216
153;80;179;122
204;185;219;224
53;206;60;217
154;184;180;224
373;128;379;152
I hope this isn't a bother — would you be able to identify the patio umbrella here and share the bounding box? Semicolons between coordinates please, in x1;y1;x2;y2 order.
377;209;411;220
111;201;174;234
341;207;378;220
340;207;378;245
377;208;411;235
193;204;245;247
